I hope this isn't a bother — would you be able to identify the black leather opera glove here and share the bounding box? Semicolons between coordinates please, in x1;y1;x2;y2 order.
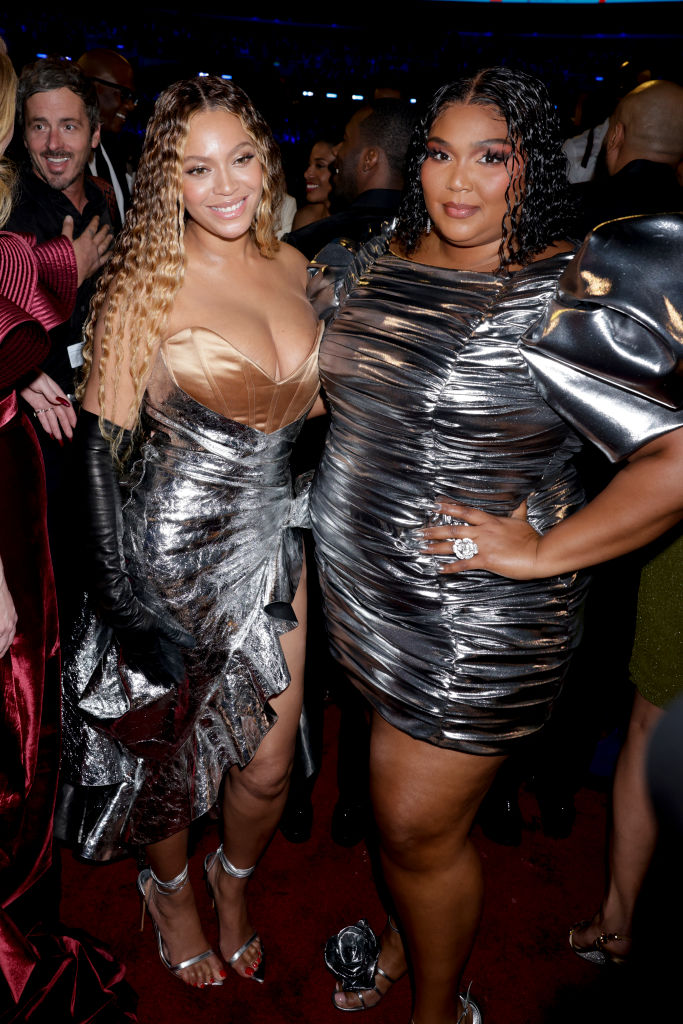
76;409;195;686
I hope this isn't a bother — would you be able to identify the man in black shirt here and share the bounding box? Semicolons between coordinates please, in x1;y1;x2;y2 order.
286;99;415;260
77;48;137;225
6;57;113;632
7;57;115;395
574;79;683;236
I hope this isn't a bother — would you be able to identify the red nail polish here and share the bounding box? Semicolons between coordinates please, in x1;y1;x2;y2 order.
219;969;227;978
245;967;254;977
56;397;71;406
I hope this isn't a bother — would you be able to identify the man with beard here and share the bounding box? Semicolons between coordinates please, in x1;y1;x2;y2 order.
286;99;414;260
6;56;112;635
8;57;114;393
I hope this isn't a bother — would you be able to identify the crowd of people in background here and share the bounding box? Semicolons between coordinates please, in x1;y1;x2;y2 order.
1;25;682;1024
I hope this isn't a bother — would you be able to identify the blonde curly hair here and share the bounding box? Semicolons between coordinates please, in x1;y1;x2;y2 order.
80;76;286;448
0;51;18;228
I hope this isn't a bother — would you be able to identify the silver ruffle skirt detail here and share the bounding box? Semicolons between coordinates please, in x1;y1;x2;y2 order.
57;359;310;860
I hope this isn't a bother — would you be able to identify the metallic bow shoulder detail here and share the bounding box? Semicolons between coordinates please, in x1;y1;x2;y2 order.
521;213;683;462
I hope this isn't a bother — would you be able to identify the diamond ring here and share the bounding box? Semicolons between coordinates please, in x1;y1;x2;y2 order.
452;538;478;560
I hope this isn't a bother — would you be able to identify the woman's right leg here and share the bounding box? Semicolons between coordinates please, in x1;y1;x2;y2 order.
144;828;225;987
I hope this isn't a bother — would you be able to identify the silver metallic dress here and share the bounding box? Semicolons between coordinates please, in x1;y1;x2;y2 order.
58;325;321;860
309;214;683;755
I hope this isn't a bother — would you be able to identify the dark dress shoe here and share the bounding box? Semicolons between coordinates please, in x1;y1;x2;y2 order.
477;795;523;846
279;798;313;843
331;800;370;847
538;795;576;839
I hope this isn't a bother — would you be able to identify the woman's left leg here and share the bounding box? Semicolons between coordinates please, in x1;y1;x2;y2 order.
209;562;307;974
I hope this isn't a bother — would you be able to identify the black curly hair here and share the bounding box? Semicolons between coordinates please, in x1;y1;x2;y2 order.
394;67;574;272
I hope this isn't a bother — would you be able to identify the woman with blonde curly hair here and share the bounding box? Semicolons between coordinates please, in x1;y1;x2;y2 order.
57;76;324;990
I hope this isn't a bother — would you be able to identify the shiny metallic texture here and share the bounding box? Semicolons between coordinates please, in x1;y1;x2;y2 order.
310;215;683;755
58;338;319;860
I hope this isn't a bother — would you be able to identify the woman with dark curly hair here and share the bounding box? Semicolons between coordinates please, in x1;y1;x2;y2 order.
312;67;683;1023
57;76;324;991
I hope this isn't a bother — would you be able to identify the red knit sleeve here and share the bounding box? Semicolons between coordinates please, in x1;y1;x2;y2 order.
29;234;79;331
0;232;77;388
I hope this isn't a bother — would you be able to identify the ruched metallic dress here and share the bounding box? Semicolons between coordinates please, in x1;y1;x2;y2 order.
57;323;321;860
309;214;683;756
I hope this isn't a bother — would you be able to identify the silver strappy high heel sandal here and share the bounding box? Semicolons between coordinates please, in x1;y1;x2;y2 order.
203;843;265;983
137;863;222;986
456;983;482;1024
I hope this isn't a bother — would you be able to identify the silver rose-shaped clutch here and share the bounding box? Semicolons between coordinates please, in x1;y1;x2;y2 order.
324;919;379;991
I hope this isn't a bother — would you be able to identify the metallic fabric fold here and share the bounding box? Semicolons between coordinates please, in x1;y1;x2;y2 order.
310;221;682;755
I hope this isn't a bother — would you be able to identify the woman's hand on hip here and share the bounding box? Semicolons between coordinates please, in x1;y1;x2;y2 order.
420;498;545;579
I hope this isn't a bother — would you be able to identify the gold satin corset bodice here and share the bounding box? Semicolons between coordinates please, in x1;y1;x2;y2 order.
160;322;322;434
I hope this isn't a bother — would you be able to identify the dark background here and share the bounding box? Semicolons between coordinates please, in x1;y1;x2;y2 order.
2;2;681;205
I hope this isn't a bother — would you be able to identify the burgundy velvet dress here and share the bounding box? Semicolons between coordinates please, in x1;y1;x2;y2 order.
0;232;134;1020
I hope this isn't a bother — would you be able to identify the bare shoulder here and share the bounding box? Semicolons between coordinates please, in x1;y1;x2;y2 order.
273;239;309;285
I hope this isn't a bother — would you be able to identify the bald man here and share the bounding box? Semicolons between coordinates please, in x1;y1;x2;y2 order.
77;48;137;223
575;79;683;234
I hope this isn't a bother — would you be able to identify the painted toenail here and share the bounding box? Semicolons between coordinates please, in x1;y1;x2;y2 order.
245;967;254;976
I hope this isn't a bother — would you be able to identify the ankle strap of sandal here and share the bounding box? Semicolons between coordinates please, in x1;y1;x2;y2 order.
457;980;474;1024
216;844;255;879
149;863;189;894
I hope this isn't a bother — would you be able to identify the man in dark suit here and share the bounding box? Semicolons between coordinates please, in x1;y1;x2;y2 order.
286;99;415;260
574;79;683;235
77;48;137;226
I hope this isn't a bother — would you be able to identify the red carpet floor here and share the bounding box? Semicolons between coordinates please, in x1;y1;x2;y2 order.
58;704;663;1024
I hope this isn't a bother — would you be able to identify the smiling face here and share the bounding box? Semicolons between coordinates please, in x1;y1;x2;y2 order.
303;141;335;205
92;68;136;134
24;87;100;197
182;108;264;246
419;102;520;270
